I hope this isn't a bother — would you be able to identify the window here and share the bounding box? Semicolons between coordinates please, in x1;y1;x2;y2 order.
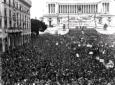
13;13;16;21
9;0;11;6
0;19;1;28
13;0;15;7
17;13;19;26
4;0;6;4
9;20;12;27
9;10;11;18
0;39;2;52
103;3;109;13
48;4;50;13
4;18;7;28
4;8;7;17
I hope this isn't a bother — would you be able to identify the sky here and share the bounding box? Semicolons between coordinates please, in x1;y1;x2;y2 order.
30;0;48;19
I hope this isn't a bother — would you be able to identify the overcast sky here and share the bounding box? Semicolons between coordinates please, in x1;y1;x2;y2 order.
30;0;48;19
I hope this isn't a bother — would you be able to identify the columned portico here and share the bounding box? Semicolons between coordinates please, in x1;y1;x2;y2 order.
43;0;115;29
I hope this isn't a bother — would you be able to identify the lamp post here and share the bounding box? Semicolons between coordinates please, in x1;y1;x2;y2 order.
68;9;69;29
78;6;82;29
94;12;97;29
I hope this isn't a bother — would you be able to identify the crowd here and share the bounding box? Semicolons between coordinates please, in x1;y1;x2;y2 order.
1;28;115;85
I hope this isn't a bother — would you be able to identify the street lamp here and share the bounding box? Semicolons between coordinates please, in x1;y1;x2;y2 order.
94;12;97;29
68;9;69;29
78;6;82;29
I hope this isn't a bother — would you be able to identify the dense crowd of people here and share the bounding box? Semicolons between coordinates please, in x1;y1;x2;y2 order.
1;28;115;85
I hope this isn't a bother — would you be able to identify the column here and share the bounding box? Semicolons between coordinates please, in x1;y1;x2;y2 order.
71;5;73;13
80;5;82;13
64;5;66;13
85;5;87;13
65;5;66;13
74;5;76;13
61;5;62;13
66;5;68;13
103;3;105;13
93;5;95;13
96;4;97;13
92;5;93;13
81;5;83;13
84;5;85;13
108;3;109;12
89;5;90;13
52;4;54;13
84;5;86;13
48;4;50;13
63;5;64;13
88;5;90;13
50;4;52;13
62;5;63;13
73;5;75;13
62;5;64;13
90;5;91;13
75;5;77;13
87;5;89;13
104;3;106;13
69;5;70;13
54;4;55;13
92;5;94;13
87;5;88;13
67;5;68;13
94;5;95;13
95;5;96;13
83;5;84;14
53;4;54;13
105;3;107;13
96;4;98;13
78;5;81;13
70;5;72;13
59;5;60;13
86;5;87;13
59;5;61;13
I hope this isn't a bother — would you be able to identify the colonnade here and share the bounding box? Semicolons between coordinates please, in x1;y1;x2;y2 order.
48;4;55;13
103;3;109;13
59;4;98;14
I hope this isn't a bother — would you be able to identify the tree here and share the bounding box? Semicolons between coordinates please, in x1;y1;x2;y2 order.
31;19;47;35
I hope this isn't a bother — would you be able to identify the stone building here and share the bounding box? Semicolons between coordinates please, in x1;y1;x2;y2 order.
43;0;115;29
0;0;32;52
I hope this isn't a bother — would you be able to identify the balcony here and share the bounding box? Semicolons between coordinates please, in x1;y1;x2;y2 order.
5;27;23;33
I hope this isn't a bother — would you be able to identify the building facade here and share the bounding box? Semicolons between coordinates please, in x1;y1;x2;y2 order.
0;0;31;52
43;0;115;29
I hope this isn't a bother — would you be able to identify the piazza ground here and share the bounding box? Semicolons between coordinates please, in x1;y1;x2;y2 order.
2;28;115;85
